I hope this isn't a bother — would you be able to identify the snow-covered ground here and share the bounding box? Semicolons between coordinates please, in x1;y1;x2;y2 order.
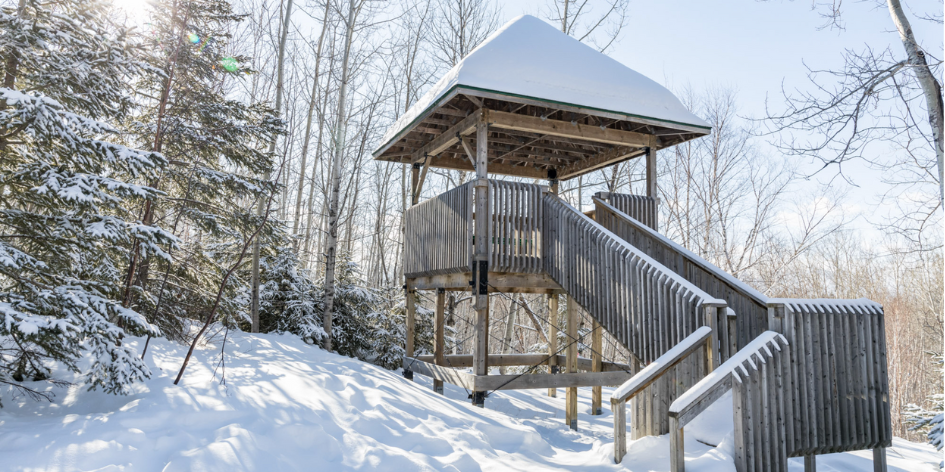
0;329;940;471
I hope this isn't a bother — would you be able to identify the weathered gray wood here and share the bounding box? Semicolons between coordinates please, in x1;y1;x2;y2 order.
566;296;579;430
872;448;887;472
645;146;657;197
473;370;634;391
433;288;445;394
613;399;627;463
402;357;476;391
669;415;684;472
471;118;490;407
592;319;603;415
548;294;559;398
769;299;891;457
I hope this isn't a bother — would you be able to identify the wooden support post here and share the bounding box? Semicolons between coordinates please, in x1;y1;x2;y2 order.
591;319;603;415
547;293;559;397
471;112;490;408
612;398;627;463
669;416;684;472
704;303;721;373
645;146;657;198
499;297;518;375
804;455;816;472
566;296;579;430
433;288;445;394
872;448;887;472
410;162;420;205
404;285;415;380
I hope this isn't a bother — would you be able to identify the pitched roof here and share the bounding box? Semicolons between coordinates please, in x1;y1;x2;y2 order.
376;15;709;155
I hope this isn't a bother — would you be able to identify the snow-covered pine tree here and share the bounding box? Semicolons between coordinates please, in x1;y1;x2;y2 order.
126;0;281;342
906;354;944;465
0;0;174;404
257;239;321;342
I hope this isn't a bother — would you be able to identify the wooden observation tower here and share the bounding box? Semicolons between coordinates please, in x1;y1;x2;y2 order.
374;15;892;472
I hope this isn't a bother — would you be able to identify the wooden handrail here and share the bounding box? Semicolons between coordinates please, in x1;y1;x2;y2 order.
594;196;770;353
665;331;786;472
611;324;716;464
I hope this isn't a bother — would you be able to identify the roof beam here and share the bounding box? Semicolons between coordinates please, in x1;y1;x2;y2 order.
487;109;656;148
427;152;548;179
411;108;483;164
557;146;645;180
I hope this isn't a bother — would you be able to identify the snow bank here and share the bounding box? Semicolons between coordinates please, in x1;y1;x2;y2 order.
0;330;938;471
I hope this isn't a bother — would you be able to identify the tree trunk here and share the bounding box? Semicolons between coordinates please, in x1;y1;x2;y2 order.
886;0;944;203
293;1;330;240
322;0;357;352
250;0;294;333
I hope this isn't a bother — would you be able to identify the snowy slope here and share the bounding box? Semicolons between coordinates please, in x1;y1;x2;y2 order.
0;329;939;472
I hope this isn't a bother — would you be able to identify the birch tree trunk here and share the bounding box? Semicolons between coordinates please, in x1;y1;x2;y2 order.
322;0;358;351
886;0;944;203
250;0;294;333
293;1;330;240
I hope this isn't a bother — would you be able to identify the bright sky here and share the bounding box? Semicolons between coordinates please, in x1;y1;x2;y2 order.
112;0;943;239
501;0;943;239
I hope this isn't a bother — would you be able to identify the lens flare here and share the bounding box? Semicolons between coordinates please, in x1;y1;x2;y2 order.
220;57;238;72
188;33;200;44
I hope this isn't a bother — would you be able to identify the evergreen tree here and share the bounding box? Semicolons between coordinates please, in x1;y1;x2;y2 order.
0;0;173;403
257;241;320;341
126;0;281;343
906;354;944;465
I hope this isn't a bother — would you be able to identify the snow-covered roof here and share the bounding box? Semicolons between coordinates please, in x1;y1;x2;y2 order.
375;15;710;156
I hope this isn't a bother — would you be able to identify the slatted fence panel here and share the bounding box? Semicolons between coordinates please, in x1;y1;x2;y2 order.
596;192;659;230
543;194;726;436
404;182;472;278
732;334;791;472
489;180;543;273
770;299;892;457
594;195;768;354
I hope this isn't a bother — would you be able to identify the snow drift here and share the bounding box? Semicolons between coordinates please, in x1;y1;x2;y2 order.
0;329;939;471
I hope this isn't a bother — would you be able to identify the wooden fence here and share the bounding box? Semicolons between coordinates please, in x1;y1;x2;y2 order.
488;180;544;273
595;192;658;230
730;332;792;472
404;182;472;278
542;193;727;435
594;195;768;352
768;299;892;457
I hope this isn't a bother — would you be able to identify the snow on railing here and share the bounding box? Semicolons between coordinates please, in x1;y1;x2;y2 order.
610;326;714;464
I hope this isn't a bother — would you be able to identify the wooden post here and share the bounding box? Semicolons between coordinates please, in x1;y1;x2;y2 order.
645;146;657;198
500;297;517;375
804;455;816;472
872;448;887;472
547;293;559;397
566;296;579;430
404;285;415;380
591;319;603;415
410;162;420;205
704;304;720;373
433;288;445;394
669;416;684;472
547;176;560;398
612;398;627;463
471;111;489;408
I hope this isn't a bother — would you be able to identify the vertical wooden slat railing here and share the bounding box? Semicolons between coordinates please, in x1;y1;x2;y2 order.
666;298;890;472
768;299;892;458
595;191;659;230
489;180;543;274
594;195;769;354
404;182;473;278
542;191;728;441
